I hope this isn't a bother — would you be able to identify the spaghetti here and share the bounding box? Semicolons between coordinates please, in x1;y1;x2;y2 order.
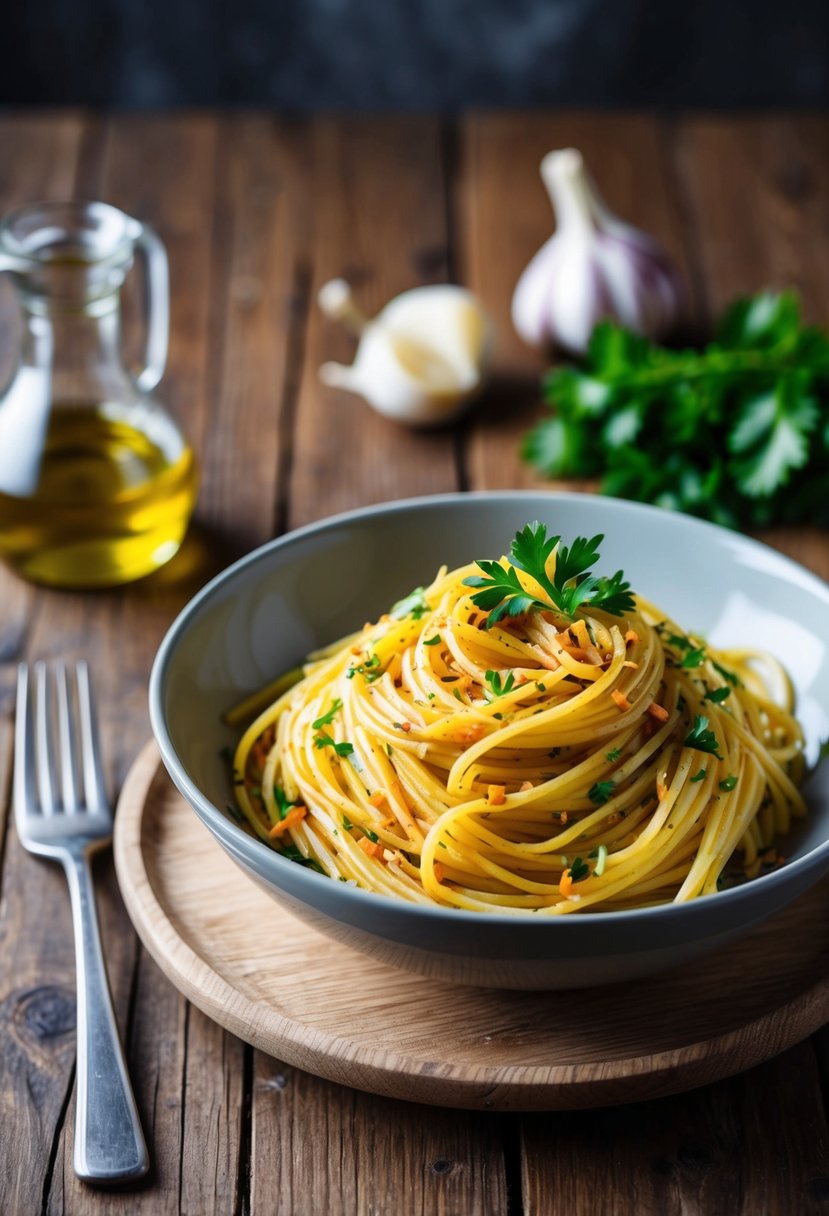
230;532;806;915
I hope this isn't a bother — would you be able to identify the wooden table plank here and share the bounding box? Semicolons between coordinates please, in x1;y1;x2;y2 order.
288;115;460;530
521;1042;829;1216
195;114;310;553
674;114;829;323
0;114;100;1216
251;1069;509;1216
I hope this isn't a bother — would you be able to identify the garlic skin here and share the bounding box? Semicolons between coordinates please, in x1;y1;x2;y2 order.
318;280;493;428
512;149;683;354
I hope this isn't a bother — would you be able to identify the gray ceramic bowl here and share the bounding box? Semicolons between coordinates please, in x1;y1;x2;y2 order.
149;492;829;989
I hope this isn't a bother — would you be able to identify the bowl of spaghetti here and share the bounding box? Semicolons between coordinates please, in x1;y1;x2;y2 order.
150;492;829;988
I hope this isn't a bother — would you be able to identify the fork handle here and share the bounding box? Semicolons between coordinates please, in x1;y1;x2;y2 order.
63;851;150;1185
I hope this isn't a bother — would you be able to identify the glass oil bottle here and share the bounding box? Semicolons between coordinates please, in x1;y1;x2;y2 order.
0;201;197;587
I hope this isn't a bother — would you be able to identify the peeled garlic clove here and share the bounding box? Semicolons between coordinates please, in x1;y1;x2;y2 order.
318;280;493;428
511;148;683;354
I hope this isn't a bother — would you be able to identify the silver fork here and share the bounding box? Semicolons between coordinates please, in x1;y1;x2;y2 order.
14;661;149;1185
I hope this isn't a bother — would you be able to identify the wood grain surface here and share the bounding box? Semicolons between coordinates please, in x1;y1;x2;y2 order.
0;109;828;1215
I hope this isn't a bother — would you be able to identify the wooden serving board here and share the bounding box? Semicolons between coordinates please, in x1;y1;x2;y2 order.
114;742;829;1112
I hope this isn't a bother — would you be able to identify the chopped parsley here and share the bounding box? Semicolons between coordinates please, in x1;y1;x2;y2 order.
312;698;342;730
719;774;739;792
684;715;722;759
606;747;622;762
588;780;615;805
689;768;707;783
568;857;590;882
391;586;430;620
279;843;325;874
712;659;741;687
314;733;354;757
703;686;732;705
347;654;383;682
423;634;442;646
680;647;706;669
273;783;299;819
484;670;516;700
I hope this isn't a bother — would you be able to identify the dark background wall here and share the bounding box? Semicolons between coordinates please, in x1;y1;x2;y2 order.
5;0;829;108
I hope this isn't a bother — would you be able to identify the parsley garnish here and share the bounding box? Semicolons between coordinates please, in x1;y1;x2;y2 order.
312;698;342;730
606;747;622;762
347;654;382;682
712;660;741;688
462;522;634;628
523;292;829;529
703;686;732;705
719;774;738;792
279;844;325;874
314;733;354;757
424;635;442;646
364;828;379;843
588;780;615;805
689;768;707;782
391;586;429;620
680;647;706;669
684;715;722;759
484;670;516;700
342;815;353;831
568;857;590;882
273;784;298;819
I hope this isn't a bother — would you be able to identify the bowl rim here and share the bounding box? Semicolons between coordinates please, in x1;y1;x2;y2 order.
149;489;829;931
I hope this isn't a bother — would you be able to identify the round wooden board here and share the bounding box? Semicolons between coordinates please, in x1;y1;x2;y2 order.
114;742;829;1112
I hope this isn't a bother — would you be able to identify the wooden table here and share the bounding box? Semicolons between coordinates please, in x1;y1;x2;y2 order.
1;109;829;1215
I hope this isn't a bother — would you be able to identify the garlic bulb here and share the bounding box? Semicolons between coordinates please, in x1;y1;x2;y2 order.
318;279;492;428
511;148;683;354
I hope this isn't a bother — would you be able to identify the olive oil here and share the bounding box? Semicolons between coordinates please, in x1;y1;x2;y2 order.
0;404;198;587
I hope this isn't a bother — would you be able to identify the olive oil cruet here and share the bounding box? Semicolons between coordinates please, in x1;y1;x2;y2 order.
0;200;197;587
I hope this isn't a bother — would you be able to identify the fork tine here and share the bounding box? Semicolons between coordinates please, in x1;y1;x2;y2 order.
13;664;36;824
56;661;80;812
76;661;108;814
34;661;56;814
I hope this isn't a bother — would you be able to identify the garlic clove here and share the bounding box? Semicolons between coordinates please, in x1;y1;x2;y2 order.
511;148;683;354
318;280;493;427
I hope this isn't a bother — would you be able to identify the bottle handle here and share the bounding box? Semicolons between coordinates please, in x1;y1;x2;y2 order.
128;219;169;393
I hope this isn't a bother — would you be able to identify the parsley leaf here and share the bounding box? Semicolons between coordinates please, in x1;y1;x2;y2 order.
314;733;354;757
703;685;731;704
606;747;622;762
684;715;722;759
568;857;590;882
719;774;738;791
588;780;615;805
689;768;707;782
273;784;299;819
484;670;516;700
463;522;634;627
312;698;342;730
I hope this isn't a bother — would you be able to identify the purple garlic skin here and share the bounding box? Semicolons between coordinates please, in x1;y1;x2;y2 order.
512;149;683;355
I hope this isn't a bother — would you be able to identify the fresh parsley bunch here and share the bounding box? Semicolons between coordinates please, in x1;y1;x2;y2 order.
523;292;829;529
